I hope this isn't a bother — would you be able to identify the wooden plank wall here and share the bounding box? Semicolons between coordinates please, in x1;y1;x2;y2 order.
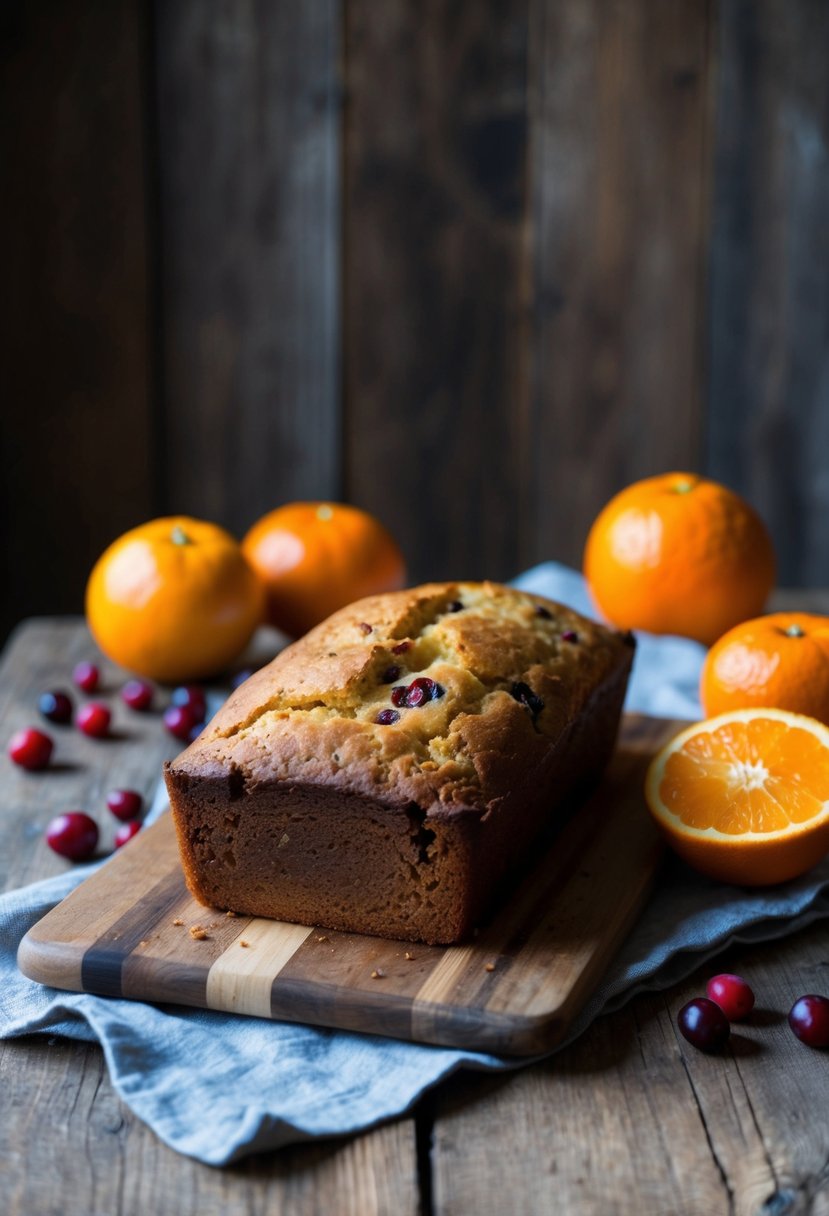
2;0;828;640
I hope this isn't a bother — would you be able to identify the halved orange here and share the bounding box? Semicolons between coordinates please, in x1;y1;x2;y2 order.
645;709;829;886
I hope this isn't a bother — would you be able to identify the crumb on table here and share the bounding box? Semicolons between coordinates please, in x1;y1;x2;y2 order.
172;918;184;927
371;969;386;979
485;962;495;972
239;939;250;948
189;924;209;941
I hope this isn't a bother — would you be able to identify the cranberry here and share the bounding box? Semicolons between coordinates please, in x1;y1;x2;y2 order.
73;661;100;693
677;997;731;1053
358;622;373;635
391;686;407;708
38;690;73;724
391;641;411;655
706;974;755;1021
380;665;401;684
447;601;464;613
561;630;579;643
9;727;54;770
122;678;154;711
171;685;207;723
46;812;99;861
114;820;141;848
376;709;400;726
788;995;829;1048
511;682;545;718
535;605;552;620
106;789;143;822
403;678;444;708
164;704;197;740
77;703;111;738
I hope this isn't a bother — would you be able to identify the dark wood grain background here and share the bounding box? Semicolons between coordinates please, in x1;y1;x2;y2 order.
3;0;828;640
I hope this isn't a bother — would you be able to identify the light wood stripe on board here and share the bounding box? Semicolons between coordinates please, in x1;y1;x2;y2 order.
206;919;314;1017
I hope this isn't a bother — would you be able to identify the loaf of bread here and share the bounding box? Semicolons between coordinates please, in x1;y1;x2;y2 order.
164;582;634;945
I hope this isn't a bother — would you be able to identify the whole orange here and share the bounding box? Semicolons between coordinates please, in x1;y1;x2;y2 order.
86;517;264;683
583;472;775;645
242;502;406;637
700;612;829;724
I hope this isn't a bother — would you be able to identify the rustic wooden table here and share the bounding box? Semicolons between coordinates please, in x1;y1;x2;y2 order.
3;616;829;1216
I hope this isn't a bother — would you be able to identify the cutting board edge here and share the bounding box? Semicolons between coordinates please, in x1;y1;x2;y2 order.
17;930;86;993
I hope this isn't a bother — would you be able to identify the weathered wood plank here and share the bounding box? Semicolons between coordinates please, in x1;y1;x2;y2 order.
343;0;532;583
0;0;154;640
432;923;829;1215
707;0;829;588
154;0;342;534
527;0;714;572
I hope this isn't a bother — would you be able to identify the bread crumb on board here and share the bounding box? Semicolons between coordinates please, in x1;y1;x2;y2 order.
189;924;209;940
484;962;496;972
239;939;250;949
371;968;386;979
172;918;184;927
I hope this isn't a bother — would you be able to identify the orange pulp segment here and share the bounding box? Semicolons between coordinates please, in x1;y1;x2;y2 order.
644;709;829;885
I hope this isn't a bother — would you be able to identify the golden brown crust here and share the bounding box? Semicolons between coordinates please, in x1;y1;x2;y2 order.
165;581;634;943
173;581;630;817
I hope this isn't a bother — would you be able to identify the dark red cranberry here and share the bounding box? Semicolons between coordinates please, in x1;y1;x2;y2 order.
447;601;464;613
391;641;411;655
114;820;141;848
358;622;373;635
73;661;100;693
535;605;552;620
403;677;444;708
511;682;545;718
230;667;257;690
106;789;143;822
77;703;111;738
376;709;400;726
38;690;73;724
171;685;207;723
788;995;829;1048
9;727;53;770
46;812;99;861
391;685;407;708
380;665;401;684
122;678;154;711
677;997;730;1053
561;630;579;643
706;974;755;1022
164;704;197;741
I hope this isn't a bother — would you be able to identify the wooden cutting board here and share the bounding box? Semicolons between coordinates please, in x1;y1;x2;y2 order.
18;714;678;1056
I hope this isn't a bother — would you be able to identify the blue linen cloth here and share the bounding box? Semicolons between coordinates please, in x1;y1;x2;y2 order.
2;563;829;1164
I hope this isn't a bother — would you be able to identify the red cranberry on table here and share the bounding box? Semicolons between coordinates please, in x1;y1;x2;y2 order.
121;678;154;711
114;820;141;848
73;661;100;693
170;685;207;723
106;789;143;822
38;691;73;725
46;812;99;861
9;727;54;771
164;704;197;741
677;997;731;1053
706;974;755;1022
788;995;829;1048
77;703;111;738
